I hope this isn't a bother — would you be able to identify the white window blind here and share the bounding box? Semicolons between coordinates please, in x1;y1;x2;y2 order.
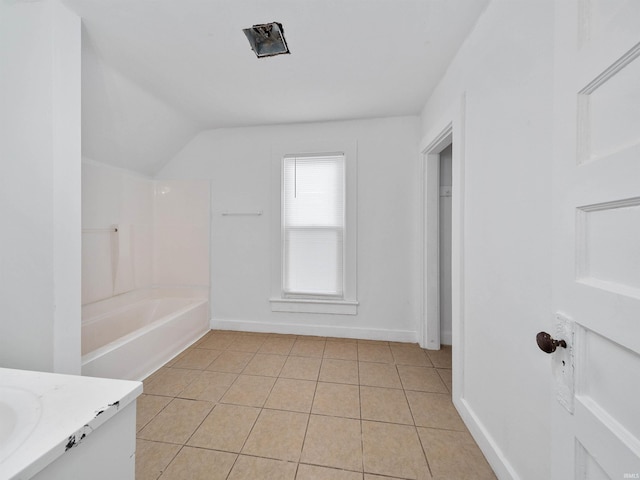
283;154;345;297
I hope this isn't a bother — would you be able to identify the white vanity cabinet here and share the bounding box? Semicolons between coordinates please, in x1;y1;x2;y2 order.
0;368;142;480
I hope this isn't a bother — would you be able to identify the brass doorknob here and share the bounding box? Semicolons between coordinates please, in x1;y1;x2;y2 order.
536;332;567;354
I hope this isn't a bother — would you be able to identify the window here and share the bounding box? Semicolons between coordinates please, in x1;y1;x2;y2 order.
270;141;358;315
282;154;344;298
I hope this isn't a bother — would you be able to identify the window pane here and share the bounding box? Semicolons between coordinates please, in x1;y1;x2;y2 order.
284;228;343;296
282;154;345;297
283;155;344;227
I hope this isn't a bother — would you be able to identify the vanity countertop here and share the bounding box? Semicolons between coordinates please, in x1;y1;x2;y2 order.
0;367;142;480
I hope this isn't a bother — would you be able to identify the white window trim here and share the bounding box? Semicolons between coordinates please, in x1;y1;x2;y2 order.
270;140;358;315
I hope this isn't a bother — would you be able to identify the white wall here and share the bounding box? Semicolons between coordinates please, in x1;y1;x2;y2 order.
81;33;200;176
158;116;421;340
0;0;81;373
419;1;554;478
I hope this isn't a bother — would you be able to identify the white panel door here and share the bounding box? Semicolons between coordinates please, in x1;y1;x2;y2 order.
552;1;640;479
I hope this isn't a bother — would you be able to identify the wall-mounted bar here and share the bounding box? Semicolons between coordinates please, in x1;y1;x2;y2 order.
82;227;118;233
221;210;263;216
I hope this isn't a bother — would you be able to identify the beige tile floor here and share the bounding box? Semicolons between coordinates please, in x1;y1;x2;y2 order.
136;331;496;480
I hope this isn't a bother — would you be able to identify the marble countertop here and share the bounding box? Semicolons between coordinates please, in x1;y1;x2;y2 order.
0;368;142;480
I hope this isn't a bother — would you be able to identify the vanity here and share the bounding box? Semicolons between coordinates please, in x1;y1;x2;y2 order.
0;368;141;479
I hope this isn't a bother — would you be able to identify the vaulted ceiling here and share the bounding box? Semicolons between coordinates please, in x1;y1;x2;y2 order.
63;0;490;174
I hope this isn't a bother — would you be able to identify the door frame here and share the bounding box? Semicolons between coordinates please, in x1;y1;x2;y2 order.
419;94;466;401
420;125;451;351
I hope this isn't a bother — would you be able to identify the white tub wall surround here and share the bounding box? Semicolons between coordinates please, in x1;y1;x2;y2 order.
112;224;135;295
82;159;155;305
153;180;211;287
82;229;114;303
81;160;211;379
82;160;211;304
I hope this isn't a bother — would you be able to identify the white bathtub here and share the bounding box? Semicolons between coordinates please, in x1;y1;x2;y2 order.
81;289;209;381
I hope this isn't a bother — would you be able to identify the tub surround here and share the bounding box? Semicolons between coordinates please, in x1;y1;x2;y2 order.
0;368;141;480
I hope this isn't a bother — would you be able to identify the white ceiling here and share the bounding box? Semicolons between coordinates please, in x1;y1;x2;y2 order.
63;0;489;174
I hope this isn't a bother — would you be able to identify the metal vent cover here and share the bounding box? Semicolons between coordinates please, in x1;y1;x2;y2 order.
243;22;290;58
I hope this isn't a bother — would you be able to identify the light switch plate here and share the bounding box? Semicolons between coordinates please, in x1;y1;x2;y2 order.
553;312;575;414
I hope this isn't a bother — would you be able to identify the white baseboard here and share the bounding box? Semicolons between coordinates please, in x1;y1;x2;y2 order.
211;317;419;343
454;396;521;480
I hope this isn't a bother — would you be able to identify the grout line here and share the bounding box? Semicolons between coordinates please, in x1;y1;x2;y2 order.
158;443;186;479
399;368;434;478
298;377;319;465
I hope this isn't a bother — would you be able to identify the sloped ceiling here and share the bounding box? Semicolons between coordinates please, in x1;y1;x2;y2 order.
64;0;490;175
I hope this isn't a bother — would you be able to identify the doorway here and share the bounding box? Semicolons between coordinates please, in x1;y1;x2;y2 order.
439;145;453;345
421;124;453;351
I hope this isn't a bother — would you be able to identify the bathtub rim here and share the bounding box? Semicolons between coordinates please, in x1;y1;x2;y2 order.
81;286;208;322
81;297;207;364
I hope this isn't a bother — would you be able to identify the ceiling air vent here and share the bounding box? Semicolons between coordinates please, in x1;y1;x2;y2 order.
243;22;290;58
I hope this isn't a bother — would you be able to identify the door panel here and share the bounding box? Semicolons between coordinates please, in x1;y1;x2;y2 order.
552;1;640;478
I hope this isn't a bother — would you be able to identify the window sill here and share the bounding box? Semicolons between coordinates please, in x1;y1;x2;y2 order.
270;298;358;315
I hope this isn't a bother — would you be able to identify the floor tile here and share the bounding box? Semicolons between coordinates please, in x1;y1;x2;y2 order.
364;475;406;480
324;341;358;360
357;339;389;346
259;336;296;355
178;371;237;402
159;446;236;480
192;330;213;345
228;335;266;353
242;353;287;377
207;350;255;374
290;338;326;357
242;409;309;461
405;391;466;431
417;428;496;479
171;348;222;369
297;464;363;480
280;356;322;381
397;366;448;393
319;358;359;384
135;439;180;480
360;386;413;425
357;344;394;363
187;403;260;452
312;382;360;419
359;362;402;388
326;337;358;344
301;415;363;471
143;367;201;397
137;394;172;432
228;455;297;480
221;374;276;407
197;333;236;350
138;398;213;444
390;345;431;366
437;369;452;393
265;378;317;413
425;346;452;369
362;421;430;480
135;331;491;480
